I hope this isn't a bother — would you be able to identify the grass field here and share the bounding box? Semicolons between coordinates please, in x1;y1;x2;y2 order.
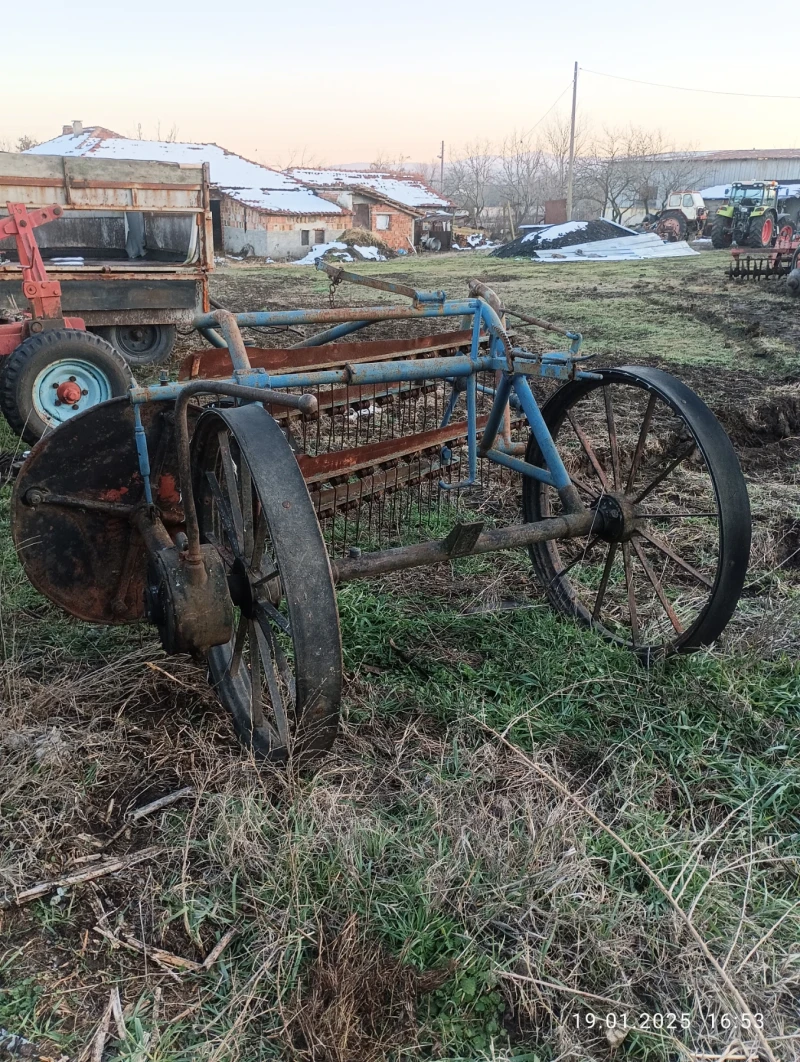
1;249;798;1062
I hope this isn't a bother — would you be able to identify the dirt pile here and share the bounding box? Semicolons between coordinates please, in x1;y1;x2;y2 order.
337;228;396;259
492;219;637;258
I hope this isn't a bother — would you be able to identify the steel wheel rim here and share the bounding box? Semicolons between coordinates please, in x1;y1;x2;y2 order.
116;325;160;356
193;405;342;762
524;371;746;657
32;357;114;427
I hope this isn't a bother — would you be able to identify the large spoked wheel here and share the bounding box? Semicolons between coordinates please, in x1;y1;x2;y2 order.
523;367;751;661
192;403;342;763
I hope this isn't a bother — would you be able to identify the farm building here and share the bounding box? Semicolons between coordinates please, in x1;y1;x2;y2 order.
28;124;347;259
288;169;453;251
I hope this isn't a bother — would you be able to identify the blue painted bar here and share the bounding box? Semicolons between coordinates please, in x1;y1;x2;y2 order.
133;403;153;505
477;373;513;454
193;299;480;330
485;447;555;486
512;375;572;491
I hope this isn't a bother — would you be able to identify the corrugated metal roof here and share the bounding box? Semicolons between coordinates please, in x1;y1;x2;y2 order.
27;129;344;216
288;168;451;210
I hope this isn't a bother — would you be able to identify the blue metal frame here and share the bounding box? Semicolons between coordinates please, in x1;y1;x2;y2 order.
128;290;600;511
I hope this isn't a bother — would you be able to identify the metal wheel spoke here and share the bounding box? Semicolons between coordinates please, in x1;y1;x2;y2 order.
255;597;292;636
566;410;609;490
625;393;657;492
635;528;713;589
603;386;621;489
621;542;640;644
631;538;684;634
240;459;254;561
204;529;236;569
634;444;696;504
229;613;248;678
640;511;719;519
251;509;268;570
217;430;245;550
592;542;618;622
248;620;268;731
551;536;600;587
253;619;290;747
205;471;245;561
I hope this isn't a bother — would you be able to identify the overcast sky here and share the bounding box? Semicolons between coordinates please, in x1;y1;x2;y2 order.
3;0;794;166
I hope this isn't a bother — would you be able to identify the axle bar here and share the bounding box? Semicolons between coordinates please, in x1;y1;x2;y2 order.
331;509;597;583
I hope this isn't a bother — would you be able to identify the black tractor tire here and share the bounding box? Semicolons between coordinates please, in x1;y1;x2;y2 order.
777;216;795;242
711;214;733;249
0;329;133;444
655;210;688;242
92;323;176;367
746;213;776;249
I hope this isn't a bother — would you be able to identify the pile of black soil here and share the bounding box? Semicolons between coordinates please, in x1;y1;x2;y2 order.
491;219;637;259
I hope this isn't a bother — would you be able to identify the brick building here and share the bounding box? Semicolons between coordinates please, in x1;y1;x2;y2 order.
288;169;453;251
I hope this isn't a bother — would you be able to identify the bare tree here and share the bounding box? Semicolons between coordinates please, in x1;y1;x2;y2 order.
497;130;544;227
540;114;589;198
445;140;496;226
16;134;40;152
370;152;411;172
280;147;323;170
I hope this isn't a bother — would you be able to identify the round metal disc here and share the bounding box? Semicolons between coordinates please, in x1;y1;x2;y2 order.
12;397;185;625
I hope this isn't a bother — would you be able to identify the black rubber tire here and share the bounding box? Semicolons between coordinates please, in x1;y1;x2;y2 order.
746;213;776;249
0;329;133;444
92;323;176;367
193;403;342;765
777;216;795;242
522;367;751;661
711;213;732;249
655;210;688;241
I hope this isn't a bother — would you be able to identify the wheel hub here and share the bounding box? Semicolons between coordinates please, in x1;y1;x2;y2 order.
56;380;82;405
227;556;255;616
592;492;640;543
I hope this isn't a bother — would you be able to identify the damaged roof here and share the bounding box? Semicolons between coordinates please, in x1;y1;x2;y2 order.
28;129;344;216
288;168;451;211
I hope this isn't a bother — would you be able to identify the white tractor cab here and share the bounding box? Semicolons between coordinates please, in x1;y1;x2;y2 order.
652;192;708;242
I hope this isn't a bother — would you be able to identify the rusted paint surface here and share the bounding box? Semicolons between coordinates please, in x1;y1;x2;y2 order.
178;329;478;381
12;399;187;624
297;416;490;483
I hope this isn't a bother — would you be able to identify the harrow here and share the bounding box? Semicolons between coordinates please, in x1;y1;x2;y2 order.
728;239;799;281
11;263;753;763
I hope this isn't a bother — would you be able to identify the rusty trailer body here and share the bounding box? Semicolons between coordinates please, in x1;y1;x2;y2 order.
11;264;753;765
0;152;212;363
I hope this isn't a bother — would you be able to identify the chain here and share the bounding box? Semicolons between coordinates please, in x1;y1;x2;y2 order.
328;276;340;309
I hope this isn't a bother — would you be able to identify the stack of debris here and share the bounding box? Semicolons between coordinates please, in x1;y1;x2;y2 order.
293;228;396;266
492;218;697;262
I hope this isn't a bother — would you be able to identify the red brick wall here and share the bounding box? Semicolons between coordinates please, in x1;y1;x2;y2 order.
368;205;414;251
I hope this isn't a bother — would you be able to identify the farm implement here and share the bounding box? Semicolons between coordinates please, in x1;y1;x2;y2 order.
11;263;752;763
728;240;799;281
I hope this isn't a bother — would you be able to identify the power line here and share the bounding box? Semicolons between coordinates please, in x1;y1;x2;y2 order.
581;66;800;100
527;83;573;134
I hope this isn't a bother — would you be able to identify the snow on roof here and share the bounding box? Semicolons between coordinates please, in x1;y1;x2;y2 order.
28;129;343;216
288;168;451;210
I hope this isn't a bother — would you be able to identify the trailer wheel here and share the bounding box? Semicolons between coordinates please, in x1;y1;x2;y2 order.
93;323;176;367
523;367;751;662
192;403;342;764
0;329;133;444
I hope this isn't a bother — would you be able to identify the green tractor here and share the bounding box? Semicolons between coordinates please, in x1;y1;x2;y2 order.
711;181;795;249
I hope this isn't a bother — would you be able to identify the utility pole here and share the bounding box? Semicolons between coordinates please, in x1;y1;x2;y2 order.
566;61;578;221
439;140;445;194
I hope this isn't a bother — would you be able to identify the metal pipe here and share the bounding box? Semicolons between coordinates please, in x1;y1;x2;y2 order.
316;260;445;303
193;300;480;330
331;509;596;583
289;320;372;348
199;325;227;348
